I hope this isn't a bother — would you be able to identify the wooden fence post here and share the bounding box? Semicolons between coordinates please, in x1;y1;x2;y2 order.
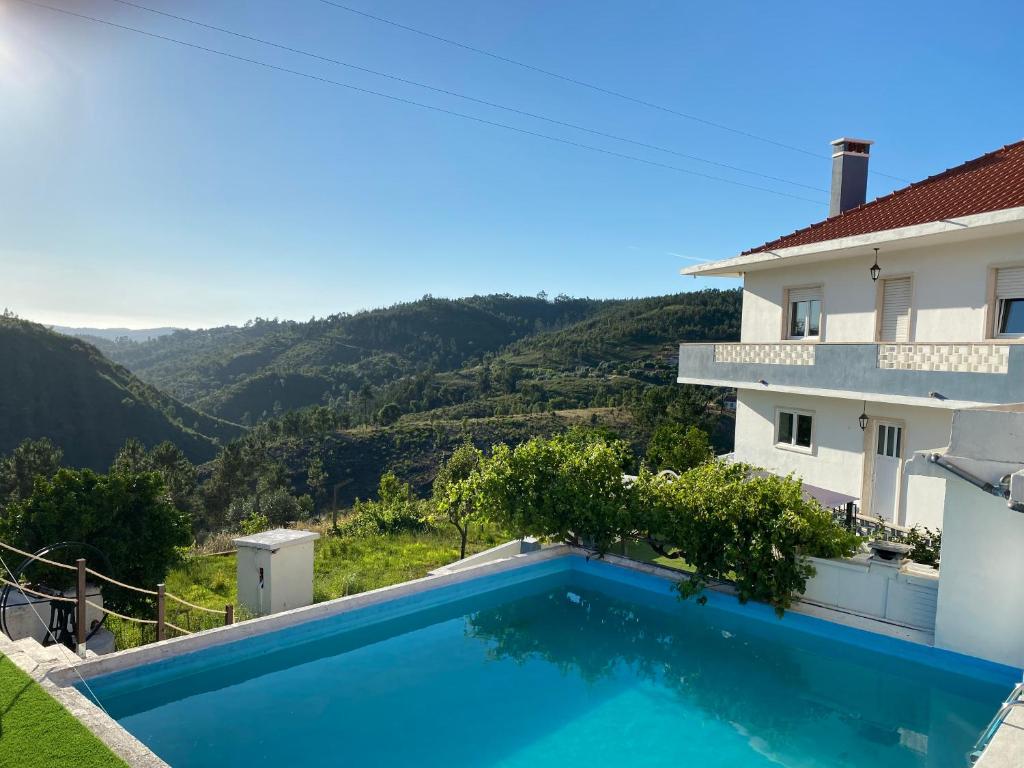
225;604;234;626
76;558;87;656
156;583;166;642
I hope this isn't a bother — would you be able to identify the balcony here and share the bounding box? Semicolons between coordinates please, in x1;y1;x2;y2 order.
678;342;1024;407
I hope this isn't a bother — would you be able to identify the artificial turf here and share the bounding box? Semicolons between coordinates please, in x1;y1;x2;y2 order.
0;655;127;768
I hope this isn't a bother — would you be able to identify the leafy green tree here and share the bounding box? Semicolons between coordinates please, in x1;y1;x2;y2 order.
377;471;413;508
111;439;198;519
632;463;860;615
432;442;483;559
473;433;632;554
0;438;63;512
645;424;713;473
0;468;191;611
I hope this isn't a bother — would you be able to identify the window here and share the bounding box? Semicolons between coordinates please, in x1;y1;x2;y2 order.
776;409;813;451
994;267;1024;338
878;276;912;342
787;287;822;339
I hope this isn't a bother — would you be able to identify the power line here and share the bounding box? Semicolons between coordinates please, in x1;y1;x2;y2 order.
315;0;911;185
105;0;823;193
17;0;826;205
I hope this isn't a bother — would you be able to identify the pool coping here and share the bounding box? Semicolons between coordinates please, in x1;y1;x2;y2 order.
5;544;1022;768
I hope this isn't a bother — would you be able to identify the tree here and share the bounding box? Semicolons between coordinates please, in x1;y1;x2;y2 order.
0;468;191;611
306;453;327;511
110;439;198;520
645;424;713;473
377;402;401;426
432;442;483;559
473;433;633;554
0;438;63;512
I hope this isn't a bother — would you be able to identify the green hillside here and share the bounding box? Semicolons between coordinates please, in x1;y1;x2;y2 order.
92;290;740;427
0;316;243;470
98;295;609;422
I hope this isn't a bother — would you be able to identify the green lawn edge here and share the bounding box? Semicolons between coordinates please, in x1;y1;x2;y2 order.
0;655;128;768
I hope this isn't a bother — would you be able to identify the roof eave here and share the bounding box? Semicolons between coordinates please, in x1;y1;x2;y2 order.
681;205;1024;278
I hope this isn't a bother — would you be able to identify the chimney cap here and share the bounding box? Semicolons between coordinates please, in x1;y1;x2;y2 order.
831;137;874;156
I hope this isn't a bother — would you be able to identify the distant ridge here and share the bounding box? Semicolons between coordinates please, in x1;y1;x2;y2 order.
50;325;178;343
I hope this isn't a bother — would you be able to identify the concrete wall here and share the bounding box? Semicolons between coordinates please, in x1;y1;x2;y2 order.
740;231;1024;343
932;473;1024;669
801;555;939;632
735;390;952;525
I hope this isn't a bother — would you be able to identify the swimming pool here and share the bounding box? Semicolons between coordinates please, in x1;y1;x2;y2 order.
82;556;1018;767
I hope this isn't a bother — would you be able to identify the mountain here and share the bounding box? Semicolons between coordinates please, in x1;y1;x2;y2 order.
0;316;243;470
50;326;178;344
89;295;611;423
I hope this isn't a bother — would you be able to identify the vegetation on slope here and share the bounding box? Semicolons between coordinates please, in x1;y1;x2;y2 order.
0;315;243;470
94;294;609;421
87;291;740;427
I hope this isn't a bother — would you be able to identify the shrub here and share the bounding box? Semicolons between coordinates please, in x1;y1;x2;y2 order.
0;468;191;611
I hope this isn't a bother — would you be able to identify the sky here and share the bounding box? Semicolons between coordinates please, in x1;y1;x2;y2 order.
2;0;1022;329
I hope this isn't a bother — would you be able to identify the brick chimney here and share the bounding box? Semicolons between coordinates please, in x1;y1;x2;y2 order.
830;138;873;216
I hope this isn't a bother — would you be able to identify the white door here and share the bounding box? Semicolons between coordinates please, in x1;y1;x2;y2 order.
870;422;903;522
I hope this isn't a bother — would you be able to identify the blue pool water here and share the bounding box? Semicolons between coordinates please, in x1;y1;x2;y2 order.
84;558;1019;767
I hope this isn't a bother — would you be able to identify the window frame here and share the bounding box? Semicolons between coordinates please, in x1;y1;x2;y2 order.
774;407;815;454
986;263;1024;341
873;272;916;343
783;284;824;342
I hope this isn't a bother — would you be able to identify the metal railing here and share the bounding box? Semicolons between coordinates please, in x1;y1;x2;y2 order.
828;501;940;552
969;682;1024;764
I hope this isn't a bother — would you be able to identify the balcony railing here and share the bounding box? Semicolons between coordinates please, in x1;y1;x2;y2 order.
678;342;1024;406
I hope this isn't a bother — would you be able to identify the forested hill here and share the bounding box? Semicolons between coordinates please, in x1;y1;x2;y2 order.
71;290;741;427
501;289;741;369
0;316;243;470
93;295;610;423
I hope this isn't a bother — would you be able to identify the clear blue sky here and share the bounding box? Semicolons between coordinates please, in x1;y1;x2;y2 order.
2;0;1022;328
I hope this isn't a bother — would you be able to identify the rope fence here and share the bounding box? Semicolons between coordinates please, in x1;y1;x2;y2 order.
0;577;76;602
85;599;157;625
164;592;228;615
0;541;77;571
0;540;234;653
85;567;159;596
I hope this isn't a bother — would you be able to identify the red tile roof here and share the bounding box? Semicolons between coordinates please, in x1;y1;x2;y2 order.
741;139;1024;255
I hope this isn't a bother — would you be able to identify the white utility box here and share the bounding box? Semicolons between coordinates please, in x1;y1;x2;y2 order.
233;529;320;617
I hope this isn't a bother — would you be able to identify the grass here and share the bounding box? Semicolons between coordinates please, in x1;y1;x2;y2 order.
106;520;510;650
0;655;127;768
617;539;694;572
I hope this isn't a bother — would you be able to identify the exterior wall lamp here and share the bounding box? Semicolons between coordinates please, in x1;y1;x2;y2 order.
870;248;881;281
858;402;869;431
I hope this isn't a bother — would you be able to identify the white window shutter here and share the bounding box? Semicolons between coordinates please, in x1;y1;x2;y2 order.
788;286;821;304
995;267;1024;299
880;277;912;342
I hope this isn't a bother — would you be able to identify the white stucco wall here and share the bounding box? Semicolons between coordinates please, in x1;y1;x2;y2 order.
734;390;952;525
932;477;1024;669
739;232;1024;343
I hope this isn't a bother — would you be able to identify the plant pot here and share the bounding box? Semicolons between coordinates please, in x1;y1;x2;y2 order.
868;539;914;563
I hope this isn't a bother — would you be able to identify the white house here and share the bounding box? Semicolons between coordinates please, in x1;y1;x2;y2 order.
679;138;1024;530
